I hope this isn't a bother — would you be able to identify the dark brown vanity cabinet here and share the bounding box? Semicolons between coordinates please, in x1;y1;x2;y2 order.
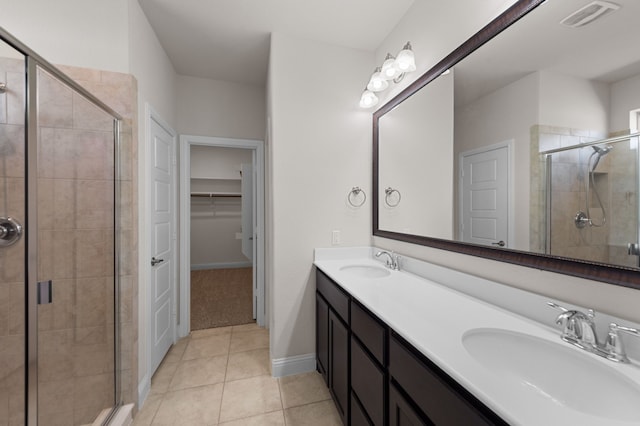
316;270;350;425
316;269;506;426
350;302;386;426
389;333;508;426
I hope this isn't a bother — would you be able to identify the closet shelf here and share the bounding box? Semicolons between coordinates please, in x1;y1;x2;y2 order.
191;192;241;198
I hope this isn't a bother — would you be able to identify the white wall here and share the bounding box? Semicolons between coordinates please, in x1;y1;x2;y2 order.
455;72;539;249
538;70;609;134
379;71;454;238
0;0;129;73
176;75;265;139
127;0;178;404
268;33;373;361
373;0;518;105
372;1;640;324
610;73;640;132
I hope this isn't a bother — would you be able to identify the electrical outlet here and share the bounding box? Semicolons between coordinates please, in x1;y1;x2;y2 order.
332;230;341;245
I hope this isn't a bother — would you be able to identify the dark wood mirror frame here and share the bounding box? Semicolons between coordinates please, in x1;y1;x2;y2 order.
372;0;640;290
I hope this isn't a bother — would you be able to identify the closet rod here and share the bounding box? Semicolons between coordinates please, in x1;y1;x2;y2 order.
191;193;241;198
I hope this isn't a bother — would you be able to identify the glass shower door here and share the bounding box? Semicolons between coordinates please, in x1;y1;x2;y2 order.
35;65;117;425
0;40;26;426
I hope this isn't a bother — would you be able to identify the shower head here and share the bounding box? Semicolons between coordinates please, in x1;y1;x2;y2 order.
592;144;613;156
591;144;613;170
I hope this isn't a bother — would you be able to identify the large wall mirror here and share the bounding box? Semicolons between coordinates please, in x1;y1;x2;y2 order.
374;0;640;288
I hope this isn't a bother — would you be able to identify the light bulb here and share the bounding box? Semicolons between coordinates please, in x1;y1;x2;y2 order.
395;42;416;73
359;90;379;108
367;68;389;92
380;53;400;80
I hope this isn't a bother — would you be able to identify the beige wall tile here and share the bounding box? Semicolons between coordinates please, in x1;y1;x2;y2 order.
72;92;114;131
37;70;73;129
6;71;25;125
0;125;25;177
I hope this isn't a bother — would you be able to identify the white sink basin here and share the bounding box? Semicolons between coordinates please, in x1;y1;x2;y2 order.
462;328;640;422
339;264;391;278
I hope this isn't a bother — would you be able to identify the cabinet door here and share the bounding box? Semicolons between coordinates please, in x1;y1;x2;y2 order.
389;384;432;426
330;310;349;425
316;293;329;384
351;336;384;425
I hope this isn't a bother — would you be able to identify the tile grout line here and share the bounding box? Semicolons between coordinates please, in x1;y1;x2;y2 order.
216;330;232;425
277;376;288;426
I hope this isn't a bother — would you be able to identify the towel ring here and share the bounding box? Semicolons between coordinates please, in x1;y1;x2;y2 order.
384;187;401;207
348;187;366;207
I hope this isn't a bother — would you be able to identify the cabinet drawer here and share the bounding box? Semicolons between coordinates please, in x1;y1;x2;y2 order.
351;336;384;426
351;301;386;364
390;334;505;426
316;269;349;322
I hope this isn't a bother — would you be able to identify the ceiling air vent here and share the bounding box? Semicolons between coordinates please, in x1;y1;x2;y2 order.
560;1;620;28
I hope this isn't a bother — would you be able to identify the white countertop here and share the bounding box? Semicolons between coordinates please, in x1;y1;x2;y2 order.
314;247;640;426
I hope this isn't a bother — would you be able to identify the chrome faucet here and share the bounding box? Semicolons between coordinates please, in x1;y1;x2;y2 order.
375;250;400;270
548;302;640;363
604;323;640;363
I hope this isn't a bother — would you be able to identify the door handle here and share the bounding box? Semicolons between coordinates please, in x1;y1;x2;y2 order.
491;240;506;247
151;257;165;266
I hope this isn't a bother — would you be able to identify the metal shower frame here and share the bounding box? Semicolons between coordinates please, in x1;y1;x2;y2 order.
0;26;124;425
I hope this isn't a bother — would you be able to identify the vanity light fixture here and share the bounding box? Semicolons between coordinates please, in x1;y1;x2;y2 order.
359;41;416;108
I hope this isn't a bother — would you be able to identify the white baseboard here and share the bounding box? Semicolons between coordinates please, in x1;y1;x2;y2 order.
271;353;316;378
138;375;150;409
191;261;252;270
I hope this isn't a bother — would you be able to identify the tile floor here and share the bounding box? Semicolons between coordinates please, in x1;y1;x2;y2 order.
132;323;342;425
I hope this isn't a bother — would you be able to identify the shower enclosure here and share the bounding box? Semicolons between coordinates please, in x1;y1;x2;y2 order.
536;126;640;269
0;29;123;424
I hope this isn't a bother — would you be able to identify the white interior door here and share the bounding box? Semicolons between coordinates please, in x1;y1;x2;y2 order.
460;145;509;247
150;116;175;376
241;163;254;262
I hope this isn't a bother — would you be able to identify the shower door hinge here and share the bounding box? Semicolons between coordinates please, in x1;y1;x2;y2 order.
37;280;52;304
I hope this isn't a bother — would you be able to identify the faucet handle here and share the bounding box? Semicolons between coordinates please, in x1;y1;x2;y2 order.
547;302;599;345
605;323;640;363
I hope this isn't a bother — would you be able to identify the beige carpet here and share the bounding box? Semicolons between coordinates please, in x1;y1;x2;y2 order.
190;267;255;330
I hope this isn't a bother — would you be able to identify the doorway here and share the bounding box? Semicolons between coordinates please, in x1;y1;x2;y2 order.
179;135;265;338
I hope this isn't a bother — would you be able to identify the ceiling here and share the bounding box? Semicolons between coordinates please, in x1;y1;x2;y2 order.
138;0;415;86
455;0;640;106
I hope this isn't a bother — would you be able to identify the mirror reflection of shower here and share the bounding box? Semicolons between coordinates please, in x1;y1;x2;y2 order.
574;144;613;228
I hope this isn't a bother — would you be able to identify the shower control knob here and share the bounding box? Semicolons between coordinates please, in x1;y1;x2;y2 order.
0;217;22;247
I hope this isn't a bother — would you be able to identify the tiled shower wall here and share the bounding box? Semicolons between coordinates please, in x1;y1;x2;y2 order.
530;124;638;268
0;56;138;424
57;64;139;417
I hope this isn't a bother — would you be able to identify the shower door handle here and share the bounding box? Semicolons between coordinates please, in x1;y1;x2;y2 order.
491;240;506;247
151;257;164;266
